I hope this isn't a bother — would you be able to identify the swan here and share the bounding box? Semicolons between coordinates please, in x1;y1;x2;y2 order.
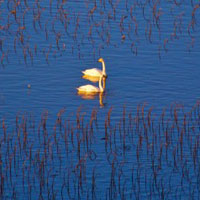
77;75;104;94
82;58;107;78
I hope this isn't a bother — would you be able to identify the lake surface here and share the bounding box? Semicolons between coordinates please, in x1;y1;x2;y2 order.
0;0;200;199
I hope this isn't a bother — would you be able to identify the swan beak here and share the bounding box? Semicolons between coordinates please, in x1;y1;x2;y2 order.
103;74;107;78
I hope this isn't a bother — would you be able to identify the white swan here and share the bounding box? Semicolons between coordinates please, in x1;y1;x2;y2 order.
77;75;104;94
82;58;107;77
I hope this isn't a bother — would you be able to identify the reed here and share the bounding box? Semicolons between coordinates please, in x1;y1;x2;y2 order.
0;0;199;67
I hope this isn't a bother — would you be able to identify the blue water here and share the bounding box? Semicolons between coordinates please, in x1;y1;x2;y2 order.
0;0;200;199
0;1;199;117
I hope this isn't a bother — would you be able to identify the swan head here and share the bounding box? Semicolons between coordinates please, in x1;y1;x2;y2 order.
98;58;104;63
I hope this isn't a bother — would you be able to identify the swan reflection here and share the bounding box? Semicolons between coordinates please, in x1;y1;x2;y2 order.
78;91;105;107
82;75;100;83
82;75;106;90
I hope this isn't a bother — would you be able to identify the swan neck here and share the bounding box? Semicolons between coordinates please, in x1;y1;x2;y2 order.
101;61;106;75
99;76;104;92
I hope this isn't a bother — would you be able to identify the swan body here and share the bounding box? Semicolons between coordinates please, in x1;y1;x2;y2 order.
82;58;107;77
77;75;104;94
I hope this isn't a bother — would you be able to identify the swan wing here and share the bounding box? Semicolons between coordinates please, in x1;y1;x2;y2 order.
82;68;102;77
